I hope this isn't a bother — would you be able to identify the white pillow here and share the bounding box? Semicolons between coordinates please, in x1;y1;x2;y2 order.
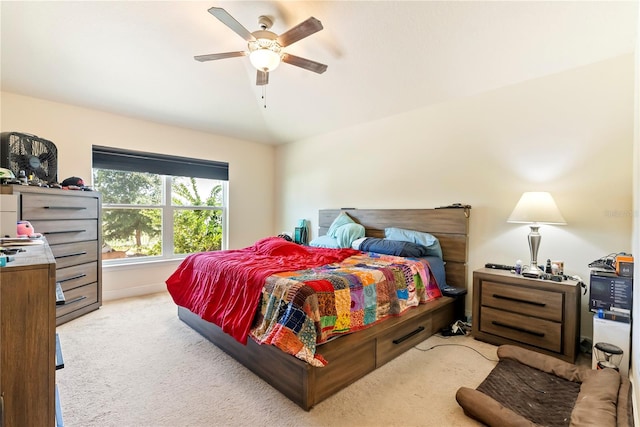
351;237;367;250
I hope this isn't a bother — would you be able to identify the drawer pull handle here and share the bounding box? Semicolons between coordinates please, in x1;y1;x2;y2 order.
392;326;425;345
64;296;87;305
58;273;87;283
491;321;545;338
43;230;87;235
44;206;87;210
493;293;546;307
55;251;88;259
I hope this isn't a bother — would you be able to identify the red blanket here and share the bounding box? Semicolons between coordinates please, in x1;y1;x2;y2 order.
166;237;359;344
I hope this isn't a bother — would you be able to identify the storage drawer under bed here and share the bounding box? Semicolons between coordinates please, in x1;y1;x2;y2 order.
376;314;433;366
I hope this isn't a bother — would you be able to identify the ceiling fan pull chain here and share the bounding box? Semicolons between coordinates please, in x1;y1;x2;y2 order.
262;85;267;108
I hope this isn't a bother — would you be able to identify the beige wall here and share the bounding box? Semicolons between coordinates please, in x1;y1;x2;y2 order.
0;92;275;299
631;4;639;420
276;54;635;339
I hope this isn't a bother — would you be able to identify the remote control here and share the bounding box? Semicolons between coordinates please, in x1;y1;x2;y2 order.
484;263;515;271
56;282;66;305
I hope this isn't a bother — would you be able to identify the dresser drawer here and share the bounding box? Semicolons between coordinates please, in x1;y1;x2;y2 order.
51;241;98;269
481;281;563;322
57;262;98;292
29;220;98;245
21;193;98;220
480;306;562;353
56;282;98;317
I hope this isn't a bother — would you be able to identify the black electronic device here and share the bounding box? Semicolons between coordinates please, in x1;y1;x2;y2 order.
485;263;515;271
436;203;472;209
441;286;467;297
0;132;58;184
588;253;627;272
589;271;632;314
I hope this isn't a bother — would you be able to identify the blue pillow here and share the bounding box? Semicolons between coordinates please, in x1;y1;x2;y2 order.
384;227;443;259
327;212;355;237
358;238;429;257
423;256;447;289
309;235;341;249
334;223;365;248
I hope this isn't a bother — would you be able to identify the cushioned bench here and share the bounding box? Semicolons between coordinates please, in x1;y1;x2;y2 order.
456;345;633;427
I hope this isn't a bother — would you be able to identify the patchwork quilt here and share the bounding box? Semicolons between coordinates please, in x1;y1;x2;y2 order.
251;253;441;366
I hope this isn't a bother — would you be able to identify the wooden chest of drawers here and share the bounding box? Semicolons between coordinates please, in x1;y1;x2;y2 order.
0;241;57;426
1;185;102;325
472;268;581;362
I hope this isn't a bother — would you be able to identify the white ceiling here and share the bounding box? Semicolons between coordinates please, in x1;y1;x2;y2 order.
1;1;637;145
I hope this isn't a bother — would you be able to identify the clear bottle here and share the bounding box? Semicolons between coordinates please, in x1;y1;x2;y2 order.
515;260;522;274
18;170;28;185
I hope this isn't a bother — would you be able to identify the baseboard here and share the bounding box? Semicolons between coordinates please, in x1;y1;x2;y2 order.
103;282;167;301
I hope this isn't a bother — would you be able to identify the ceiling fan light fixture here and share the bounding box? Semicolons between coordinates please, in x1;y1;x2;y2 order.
248;38;282;72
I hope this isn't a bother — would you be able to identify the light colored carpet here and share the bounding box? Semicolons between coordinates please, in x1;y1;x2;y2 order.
56;292;498;427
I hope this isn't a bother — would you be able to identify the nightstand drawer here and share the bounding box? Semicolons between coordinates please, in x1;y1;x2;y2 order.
480;306;562;353
481;281;563;322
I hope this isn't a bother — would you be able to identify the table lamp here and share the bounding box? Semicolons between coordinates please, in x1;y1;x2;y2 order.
507;192;566;276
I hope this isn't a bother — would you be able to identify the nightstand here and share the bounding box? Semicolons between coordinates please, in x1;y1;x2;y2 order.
472;268;581;363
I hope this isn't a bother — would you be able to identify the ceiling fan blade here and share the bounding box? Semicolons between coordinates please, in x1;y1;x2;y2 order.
194;51;247;62
256;70;269;86
282;54;328;74
208;7;255;42
277;17;323;47
193;51;248;62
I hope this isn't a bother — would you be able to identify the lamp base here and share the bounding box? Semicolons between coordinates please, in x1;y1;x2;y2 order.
525;263;543;276
527;224;542;277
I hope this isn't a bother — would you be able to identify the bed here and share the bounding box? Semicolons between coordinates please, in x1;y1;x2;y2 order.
167;208;470;410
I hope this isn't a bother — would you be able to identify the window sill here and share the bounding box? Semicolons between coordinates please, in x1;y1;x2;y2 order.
101;257;185;271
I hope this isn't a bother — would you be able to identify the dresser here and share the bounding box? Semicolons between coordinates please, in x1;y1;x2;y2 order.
472;268;581;362
1;185;102;325
0;242;57;426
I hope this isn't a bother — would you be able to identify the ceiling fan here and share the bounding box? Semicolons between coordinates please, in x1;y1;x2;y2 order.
195;7;328;86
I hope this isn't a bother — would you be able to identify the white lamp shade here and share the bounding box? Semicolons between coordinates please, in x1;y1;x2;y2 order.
507;192;566;224
249;48;281;72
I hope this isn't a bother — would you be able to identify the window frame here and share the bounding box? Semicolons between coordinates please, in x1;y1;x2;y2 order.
92;146;229;264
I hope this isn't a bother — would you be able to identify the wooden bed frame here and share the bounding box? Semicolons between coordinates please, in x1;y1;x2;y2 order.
177;208;470;410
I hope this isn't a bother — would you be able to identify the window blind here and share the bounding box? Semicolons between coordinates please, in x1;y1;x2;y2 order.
92;146;228;181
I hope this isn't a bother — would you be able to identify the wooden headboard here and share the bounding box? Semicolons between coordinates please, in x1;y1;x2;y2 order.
318;208;470;289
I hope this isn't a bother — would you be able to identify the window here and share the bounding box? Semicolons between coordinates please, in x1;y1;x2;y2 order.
92;146;228;262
